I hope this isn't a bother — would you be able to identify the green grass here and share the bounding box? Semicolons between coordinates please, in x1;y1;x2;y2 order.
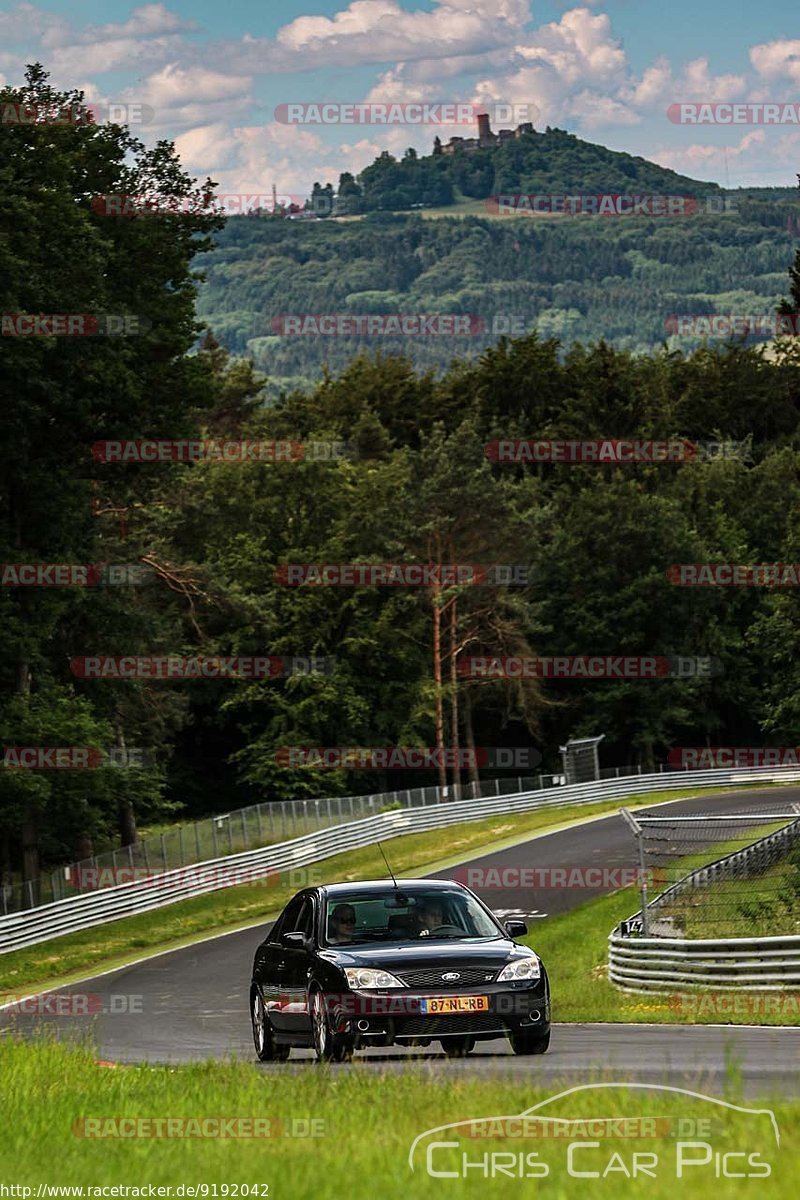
0;786;749;998
660;847;800;939
0;1038;796;1197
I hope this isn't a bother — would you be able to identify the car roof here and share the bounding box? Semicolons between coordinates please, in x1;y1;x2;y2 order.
320;879;466;896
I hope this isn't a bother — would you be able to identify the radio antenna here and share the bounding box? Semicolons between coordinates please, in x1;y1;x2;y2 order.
377;841;398;888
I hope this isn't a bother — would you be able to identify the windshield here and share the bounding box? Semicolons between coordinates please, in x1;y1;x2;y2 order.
322;888;503;945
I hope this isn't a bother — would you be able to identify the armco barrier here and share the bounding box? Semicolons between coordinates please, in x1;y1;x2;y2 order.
609;806;800;992
608;932;800;992
2;764;798;955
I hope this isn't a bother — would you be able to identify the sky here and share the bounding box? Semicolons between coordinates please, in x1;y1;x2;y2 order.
1;0;800;197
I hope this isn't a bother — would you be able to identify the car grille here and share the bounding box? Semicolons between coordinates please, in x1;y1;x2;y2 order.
397;1014;506;1037
397;966;498;988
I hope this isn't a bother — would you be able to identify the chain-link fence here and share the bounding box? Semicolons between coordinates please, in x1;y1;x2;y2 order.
4;766;668;915
620;807;800;938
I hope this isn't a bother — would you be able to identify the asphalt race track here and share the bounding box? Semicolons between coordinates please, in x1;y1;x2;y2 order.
3;787;800;1095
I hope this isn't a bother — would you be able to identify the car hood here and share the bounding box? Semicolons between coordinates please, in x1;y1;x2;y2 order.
319;937;535;972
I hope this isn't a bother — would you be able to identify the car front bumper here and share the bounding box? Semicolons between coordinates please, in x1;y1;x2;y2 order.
328;982;550;1044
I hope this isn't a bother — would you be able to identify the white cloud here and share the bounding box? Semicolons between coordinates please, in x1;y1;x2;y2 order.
750;39;800;84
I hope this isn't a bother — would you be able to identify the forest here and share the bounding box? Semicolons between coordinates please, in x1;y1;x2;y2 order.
3;67;800;888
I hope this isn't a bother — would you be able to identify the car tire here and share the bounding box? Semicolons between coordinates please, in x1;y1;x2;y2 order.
440;1037;476;1058
310;989;354;1063
510;1029;550;1055
251;989;290;1062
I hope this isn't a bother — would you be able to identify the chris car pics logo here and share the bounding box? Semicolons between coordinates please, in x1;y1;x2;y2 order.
408;1084;779;1180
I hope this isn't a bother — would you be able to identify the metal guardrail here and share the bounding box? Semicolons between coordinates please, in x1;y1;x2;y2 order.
610;804;800;992
608;933;800;991
2;763;798;956
2;769;581;915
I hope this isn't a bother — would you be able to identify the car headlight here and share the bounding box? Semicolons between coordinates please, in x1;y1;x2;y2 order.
344;967;405;989
497;955;541;982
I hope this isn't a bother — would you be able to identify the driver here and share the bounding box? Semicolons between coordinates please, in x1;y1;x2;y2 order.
416;898;445;934
328;903;356;944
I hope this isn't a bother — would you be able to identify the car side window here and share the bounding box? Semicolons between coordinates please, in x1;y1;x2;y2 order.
271;894;304;943
295;897;315;940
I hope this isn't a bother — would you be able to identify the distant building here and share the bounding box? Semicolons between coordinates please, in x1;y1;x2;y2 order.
434;115;535;155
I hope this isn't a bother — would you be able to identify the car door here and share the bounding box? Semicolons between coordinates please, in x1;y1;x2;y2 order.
281;893;317;1036
260;894;304;1032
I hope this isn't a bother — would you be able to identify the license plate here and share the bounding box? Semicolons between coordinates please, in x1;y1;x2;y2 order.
419;995;489;1015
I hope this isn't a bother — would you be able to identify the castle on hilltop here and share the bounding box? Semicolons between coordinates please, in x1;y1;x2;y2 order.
433;112;535;156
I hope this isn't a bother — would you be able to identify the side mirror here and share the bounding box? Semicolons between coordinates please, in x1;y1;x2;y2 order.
282;931;311;950
505;920;528;938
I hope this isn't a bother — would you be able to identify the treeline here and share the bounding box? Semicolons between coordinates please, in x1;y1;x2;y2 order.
326;127;724;214
199;200;799;389
4;67;800;891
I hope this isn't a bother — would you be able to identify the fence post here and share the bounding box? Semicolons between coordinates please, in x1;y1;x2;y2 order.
256;804;263;841
178;824;185;866
241;809;249;850
620;807;649;936
211;820;218;858
160;834;167;871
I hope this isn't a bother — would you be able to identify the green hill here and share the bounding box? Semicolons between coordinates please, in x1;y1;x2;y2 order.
196;131;799;390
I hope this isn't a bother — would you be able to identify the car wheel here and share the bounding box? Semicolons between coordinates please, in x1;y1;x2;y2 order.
440;1037;476;1058
510;1029;550;1055
251;990;290;1062
310;989;353;1063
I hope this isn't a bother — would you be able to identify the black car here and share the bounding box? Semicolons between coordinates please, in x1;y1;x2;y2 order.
250;878;550;1062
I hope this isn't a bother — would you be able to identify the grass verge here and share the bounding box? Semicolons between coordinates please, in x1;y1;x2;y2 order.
0;1038;796;1196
